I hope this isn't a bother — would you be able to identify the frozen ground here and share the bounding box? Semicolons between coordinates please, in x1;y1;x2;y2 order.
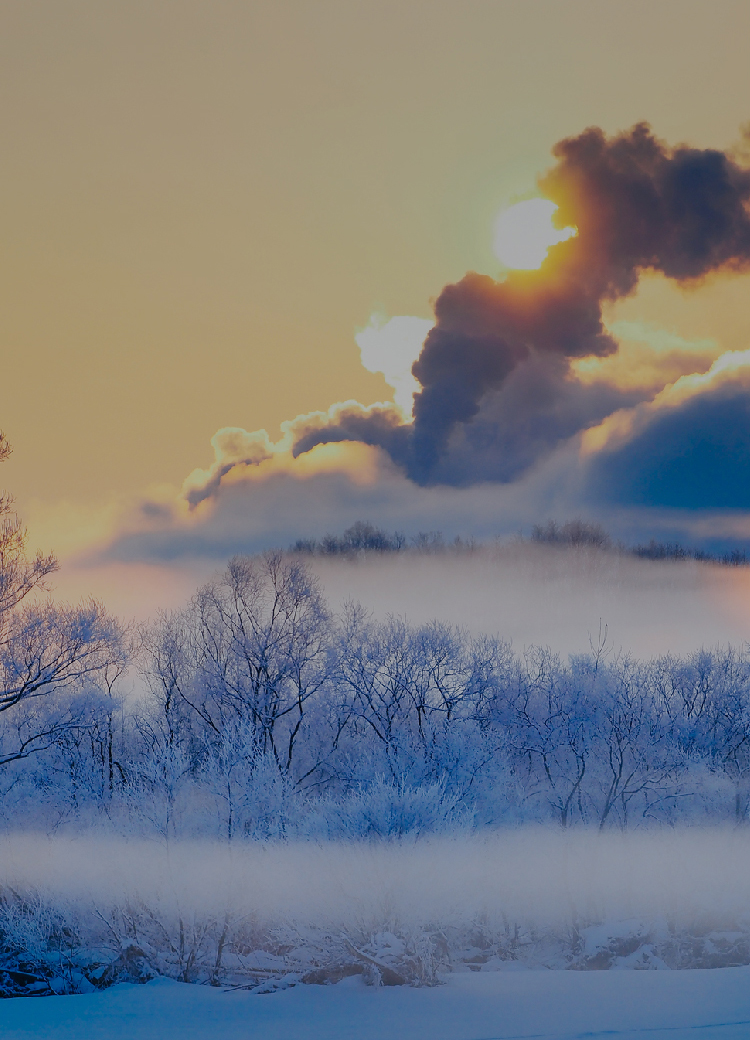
2;968;750;1040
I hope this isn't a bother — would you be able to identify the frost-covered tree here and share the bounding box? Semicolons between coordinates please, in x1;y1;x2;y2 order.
137;551;336;819
0;434;57;621
502;646;596;827
332;606;513;816
0;435;126;775
667;648;750;821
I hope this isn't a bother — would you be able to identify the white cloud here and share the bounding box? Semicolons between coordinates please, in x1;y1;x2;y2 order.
355;314;433;418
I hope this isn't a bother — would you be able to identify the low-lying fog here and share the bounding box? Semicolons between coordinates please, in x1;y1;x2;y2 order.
2;829;749;933
310;543;750;657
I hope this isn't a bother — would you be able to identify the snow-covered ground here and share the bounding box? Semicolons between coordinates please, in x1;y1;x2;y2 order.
2;968;750;1040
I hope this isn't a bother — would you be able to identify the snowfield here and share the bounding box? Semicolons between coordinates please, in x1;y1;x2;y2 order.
2;968;750;1040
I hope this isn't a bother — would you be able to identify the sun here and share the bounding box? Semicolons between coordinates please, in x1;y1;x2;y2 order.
493;198;577;270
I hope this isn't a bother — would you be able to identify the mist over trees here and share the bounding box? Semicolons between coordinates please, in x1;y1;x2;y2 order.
6;545;750;993
2;544;750;838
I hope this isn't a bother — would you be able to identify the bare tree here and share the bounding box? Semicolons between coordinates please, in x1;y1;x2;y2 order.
0;433;57;625
0;435;126;768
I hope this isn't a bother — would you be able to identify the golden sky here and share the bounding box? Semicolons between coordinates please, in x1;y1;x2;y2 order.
3;0;750;590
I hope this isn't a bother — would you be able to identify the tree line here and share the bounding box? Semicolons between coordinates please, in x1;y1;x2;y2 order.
292;517;750;566
3;553;750;838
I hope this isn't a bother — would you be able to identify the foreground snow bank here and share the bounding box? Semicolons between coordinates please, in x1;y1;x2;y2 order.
2;968;750;1040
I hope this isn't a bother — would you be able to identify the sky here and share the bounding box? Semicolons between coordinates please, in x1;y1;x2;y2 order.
3;0;750;615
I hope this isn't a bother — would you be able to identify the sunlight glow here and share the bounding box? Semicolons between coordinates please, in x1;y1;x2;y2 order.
493;198;577;270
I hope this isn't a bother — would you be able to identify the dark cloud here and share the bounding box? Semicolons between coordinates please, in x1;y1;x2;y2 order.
408;269;616;479
293;123;750;485
588;379;750;510
426;352;644;486
291;403;411;467
543;122;750;290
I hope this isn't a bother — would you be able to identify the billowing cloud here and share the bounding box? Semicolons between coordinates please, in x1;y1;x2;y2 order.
183;427;275;506
183;404;406;508
290;402;410;470
586;350;750;510
415;351;643;486
543;123;750;288
293;123;750;485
